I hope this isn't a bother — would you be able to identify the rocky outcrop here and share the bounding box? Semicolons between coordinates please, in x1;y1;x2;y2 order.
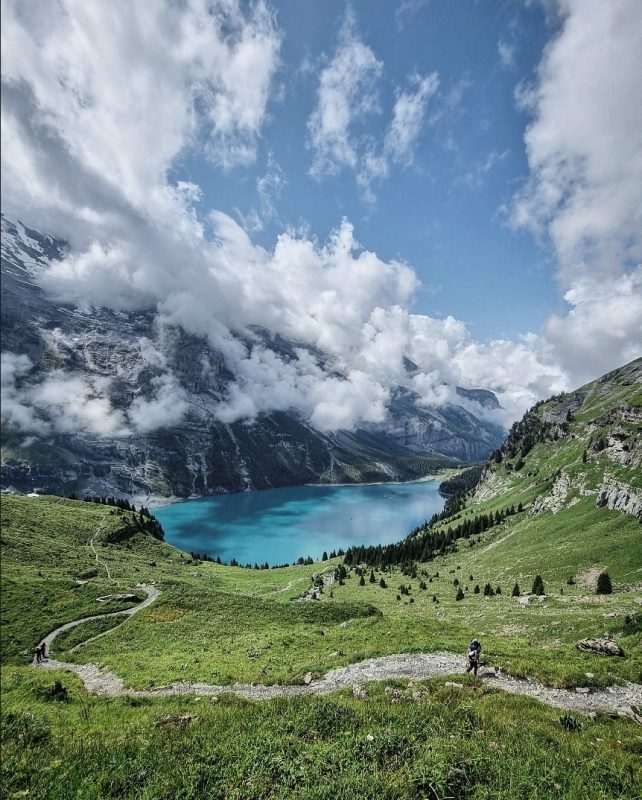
595;474;642;518
576;636;625;657
473;467;510;502
529;471;572;516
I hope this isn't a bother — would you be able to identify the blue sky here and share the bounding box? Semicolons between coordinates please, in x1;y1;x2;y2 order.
2;0;641;435
183;0;558;339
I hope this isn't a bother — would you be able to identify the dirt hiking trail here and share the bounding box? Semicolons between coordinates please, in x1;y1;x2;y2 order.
33;585;642;721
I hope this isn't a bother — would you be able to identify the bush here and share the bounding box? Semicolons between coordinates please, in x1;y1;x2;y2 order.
473;584;480;594
511;583;520;597
531;575;545;595
596;572;613;594
379;578;387;589
559;712;583;732
456;587;465;601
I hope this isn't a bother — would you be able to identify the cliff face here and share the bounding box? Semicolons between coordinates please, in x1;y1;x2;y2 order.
1;216;504;499
473;358;642;521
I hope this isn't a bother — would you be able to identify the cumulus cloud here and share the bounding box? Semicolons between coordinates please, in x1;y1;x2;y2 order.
511;0;642;286
1;0;640;442
307;11;382;177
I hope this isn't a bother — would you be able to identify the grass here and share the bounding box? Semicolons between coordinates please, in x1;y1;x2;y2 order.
0;361;640;797
1;666;640;800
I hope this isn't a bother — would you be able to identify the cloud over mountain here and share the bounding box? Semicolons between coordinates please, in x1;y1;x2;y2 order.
1;0;640;440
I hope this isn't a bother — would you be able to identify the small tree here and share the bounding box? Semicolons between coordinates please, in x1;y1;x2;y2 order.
495;586;502;595
596;572;613;594
456;587;465;601
532;575;545;595
483;583;493;596
359;575;365;586
369;569;376;584
511;583;520;597
379;577;387;589
474;584;480;594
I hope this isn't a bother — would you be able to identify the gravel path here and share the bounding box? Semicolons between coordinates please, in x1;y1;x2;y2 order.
35;595;642;720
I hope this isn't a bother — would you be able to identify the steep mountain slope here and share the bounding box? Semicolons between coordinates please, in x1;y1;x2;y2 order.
473;356;641;519
1;216;504;498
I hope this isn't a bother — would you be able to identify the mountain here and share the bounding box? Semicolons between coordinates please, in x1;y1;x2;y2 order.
473;357;641;519
1;216;504;499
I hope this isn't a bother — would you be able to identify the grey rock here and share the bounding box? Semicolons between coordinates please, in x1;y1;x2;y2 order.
576;636;625;657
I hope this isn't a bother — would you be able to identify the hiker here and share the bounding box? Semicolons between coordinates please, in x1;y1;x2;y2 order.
40;643;47;661
466;639;482;676
35;644;42;664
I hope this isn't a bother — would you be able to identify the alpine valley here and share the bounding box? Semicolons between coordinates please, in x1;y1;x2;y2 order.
1;216;504;500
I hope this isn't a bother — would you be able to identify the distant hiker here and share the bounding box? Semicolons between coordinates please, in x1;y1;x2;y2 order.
35;644;42;664
466;639;482;676
40;643;47;661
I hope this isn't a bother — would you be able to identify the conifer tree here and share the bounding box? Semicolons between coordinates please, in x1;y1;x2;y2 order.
379;577;387;588
456;587;465;601
596;572;613;594
359;575;365;586
531;575;545;595
511;583;520;597
369;569;376;583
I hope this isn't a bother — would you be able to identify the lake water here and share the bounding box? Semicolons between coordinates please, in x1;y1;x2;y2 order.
153;480;445;566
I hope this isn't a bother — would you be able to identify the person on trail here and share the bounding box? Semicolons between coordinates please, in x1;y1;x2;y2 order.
35;644;42;664
466;639;482;676
40;643;47;661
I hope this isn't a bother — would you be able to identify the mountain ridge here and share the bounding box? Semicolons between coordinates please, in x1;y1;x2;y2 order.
1;215;504;499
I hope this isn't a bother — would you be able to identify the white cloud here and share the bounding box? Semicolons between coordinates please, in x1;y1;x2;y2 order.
307;11;382;177
1;0;640;443
385;73;439;166
129;373;189;434
1;353;128;437
511;0;642;287
498;40;516;70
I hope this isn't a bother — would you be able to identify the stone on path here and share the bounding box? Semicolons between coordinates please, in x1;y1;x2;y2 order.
352;683;367;700
303;672;313;685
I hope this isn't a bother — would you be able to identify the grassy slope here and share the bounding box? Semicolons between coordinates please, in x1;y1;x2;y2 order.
1;360;641;798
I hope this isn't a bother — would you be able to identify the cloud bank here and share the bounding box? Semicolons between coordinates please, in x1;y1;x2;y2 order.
1;0;640;442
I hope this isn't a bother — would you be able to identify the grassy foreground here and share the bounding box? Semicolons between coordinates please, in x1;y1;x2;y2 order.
2;666;641;800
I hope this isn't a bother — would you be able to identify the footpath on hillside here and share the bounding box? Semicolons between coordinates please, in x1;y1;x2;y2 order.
34;585;642;721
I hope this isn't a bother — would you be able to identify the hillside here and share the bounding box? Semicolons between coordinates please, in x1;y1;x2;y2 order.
1;361;641;798
1;215;503;500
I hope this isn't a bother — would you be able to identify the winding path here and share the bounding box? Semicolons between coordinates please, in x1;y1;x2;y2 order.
33;586;642;721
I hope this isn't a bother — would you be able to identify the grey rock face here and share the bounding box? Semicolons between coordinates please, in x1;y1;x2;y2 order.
1;216;504;499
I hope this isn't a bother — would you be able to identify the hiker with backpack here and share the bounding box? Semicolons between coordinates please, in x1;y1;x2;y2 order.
466;639;482;676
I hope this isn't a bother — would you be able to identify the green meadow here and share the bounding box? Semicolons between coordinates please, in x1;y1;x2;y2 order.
1;361;641;798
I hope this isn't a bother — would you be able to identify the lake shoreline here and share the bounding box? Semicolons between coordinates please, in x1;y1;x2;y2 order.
147;472;451;511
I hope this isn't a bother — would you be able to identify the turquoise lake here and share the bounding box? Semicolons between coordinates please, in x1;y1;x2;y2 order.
153;480;445;566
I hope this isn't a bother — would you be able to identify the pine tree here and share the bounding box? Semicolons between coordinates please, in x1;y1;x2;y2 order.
379;577;387;589
511;583;520;597
495;586;502;595
596;572;613;594
531;575;545;595
474;584;480;594
483;583;493;596
456;587;465;601
369;569;376;583
322;551;328;561
359;575;365;586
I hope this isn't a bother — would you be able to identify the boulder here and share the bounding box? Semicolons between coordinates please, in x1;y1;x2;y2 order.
352;683;367;700
96;593;137;603
575;636;625;657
